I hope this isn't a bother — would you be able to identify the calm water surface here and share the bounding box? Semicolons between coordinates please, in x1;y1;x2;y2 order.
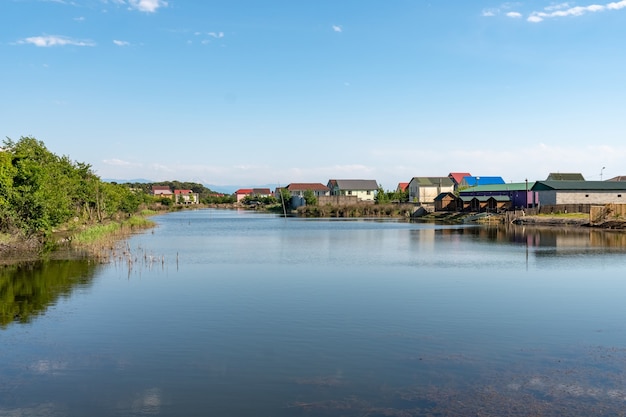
2;209;626;416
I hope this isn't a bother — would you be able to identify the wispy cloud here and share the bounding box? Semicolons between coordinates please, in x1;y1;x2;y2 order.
332;25;343;32
112;0;167;13
103;158;140;166
485;1;626;23
208;32;224;38
113;39;130;46
17;35;95;47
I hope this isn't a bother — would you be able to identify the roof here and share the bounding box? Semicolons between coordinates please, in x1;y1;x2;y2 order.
433;192;456;201
328;179;379;190
152;185;171;191
409;177;454;187
397;182;409;191
448;172;471;185
546;173;585;181
461;176;505;186
252;188;272;195
460;195;510;202
235;188;253;194
606;176;626;182
286;183;330;192
460;182;535;194
532;181;626;191
174;189;193;194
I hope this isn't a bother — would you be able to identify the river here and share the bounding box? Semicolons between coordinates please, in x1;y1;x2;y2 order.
2;208;626;416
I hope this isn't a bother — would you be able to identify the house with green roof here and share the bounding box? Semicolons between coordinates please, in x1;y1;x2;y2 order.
460;181;537;209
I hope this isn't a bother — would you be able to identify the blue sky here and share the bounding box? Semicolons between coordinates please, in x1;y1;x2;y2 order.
2;0;625;191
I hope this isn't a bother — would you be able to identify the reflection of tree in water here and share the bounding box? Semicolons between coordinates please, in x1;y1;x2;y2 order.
287;345;626;417
0;259;99;328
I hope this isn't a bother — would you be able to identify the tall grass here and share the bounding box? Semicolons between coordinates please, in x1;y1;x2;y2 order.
71;215;155;245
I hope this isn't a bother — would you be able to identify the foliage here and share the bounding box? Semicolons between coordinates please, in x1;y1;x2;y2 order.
278;188;293;210
303;189;317;206
0;136;150;240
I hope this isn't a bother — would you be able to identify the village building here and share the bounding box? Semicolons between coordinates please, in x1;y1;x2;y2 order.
174;189;199;205
407;177;454;204
152;185;173;199
531;181;626;208
326;179;379;202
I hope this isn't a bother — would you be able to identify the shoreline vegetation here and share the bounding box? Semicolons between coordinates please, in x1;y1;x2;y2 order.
3;136;626;265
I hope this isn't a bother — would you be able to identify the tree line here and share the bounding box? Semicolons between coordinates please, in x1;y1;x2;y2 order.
0;136;148;238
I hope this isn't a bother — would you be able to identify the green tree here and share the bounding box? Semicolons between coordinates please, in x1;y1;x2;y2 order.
303;189;317;206
374;186;390;204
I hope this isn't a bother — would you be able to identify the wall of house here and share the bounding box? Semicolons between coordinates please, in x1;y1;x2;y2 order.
318;195;361;205
555;191;626;205
409;184;454;203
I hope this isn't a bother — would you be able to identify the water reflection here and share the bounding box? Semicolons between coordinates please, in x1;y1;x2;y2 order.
0;259;99;328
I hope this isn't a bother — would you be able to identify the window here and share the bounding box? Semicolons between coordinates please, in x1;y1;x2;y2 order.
367;190;371;195
619;195;622;198
585;194;589;197
348;190;352;195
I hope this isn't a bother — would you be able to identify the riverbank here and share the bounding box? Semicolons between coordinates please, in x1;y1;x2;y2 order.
0;213;157;265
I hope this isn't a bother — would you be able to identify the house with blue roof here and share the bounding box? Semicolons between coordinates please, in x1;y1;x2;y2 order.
459;176;506;189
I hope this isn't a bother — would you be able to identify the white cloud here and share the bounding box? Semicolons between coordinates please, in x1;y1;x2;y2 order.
120;0;167;13
113;39;130;46
485;1;624;23
332;25;342;32
103;158;140;166
527;1;625;22
208;32;224;38
74;16;85;21
607;0;626;9
17;35;95;47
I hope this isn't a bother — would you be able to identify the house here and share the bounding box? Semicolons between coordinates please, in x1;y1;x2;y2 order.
327;179;379;202
531;181;626;206
234;188;272;203
434;192;459;211
459;182;538;209
174;189;199;204
396;182;409;193
458;176;505;189
284;183;330;197
448;172;471;191
546;173;585;181
281;183;331;208
152;185;173;199
407;177;455;204
234;188;253;202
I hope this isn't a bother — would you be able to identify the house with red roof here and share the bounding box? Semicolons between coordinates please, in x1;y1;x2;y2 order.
174;189;199;204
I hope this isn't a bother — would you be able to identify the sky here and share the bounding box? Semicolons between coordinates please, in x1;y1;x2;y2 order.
2;0;626;192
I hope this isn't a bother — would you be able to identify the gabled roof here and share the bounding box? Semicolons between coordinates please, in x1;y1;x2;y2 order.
460;182;535;194
328;179;379;191
235;188;253;195
546;172;585;181
152;185;171;191
174;189;193;194
606;176;626;182
448;172;472;185
397;182;409;191
461;176;505;186
409;177;454;187
532;181;626;191
286;183;330;192
433;192;456;201
252;188;272;195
